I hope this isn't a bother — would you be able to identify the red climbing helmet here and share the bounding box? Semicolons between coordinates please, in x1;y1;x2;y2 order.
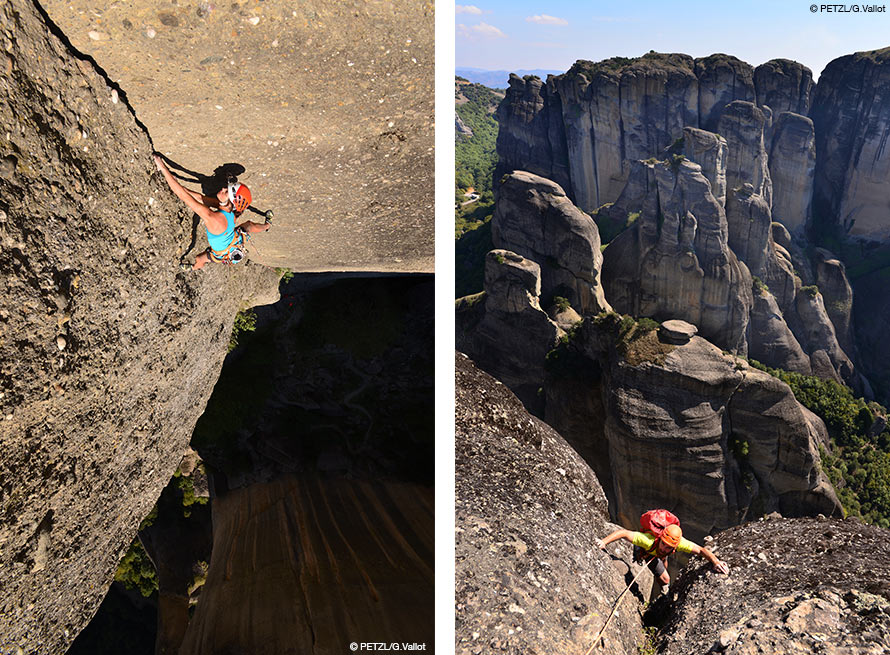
227;182;252;213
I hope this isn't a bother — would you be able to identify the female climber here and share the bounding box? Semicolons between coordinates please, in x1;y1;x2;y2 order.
154;154;270;270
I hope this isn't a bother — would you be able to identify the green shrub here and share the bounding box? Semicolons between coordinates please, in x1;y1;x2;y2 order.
752;276;769;295
229;308;257;352
636;317;659;333
114;539;158;598
669;153;686;172
275;267;294;283
553;296;571;312
730;435;750;459
801;285;820;299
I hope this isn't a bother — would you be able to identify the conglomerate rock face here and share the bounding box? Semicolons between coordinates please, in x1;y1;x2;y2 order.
495;75;573;195
659;517;890;654
768;112;816;237
0;1;279;652
455;352;645;655
753;58;814;117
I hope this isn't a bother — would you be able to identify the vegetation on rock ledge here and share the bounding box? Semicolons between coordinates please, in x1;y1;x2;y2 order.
750;360;890;528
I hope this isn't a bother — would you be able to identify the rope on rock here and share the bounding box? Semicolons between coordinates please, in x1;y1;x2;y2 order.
585;556;653;654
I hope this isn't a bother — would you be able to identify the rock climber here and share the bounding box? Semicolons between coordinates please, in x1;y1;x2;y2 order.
595;524;729;592
154;154;270;270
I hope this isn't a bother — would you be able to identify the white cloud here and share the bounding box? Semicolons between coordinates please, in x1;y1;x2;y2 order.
457;22;507;39
456;5;483;14
526;14;569;26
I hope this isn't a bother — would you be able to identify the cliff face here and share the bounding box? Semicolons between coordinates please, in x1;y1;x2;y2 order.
811;48;890;242
660;517;890;654
0;1;280;652
497;54;812;214
495;75;573;195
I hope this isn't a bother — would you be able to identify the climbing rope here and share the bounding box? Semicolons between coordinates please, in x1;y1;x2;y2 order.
585;556;654;654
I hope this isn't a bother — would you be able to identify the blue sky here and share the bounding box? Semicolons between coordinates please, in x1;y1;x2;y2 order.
455;1;890;79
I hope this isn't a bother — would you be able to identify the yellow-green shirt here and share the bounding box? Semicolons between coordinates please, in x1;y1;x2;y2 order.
631;531;696;556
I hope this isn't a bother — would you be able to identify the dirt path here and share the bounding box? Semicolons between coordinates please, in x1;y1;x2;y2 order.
41;0;434;273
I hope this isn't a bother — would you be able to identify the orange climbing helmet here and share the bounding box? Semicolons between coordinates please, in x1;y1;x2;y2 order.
227;182;252;213
660;524;683;549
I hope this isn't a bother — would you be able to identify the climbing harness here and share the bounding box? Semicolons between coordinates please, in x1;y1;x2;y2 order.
207;227;249;265
585;556;654;654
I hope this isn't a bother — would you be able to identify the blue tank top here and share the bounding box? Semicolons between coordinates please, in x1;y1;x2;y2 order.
207;209;237;252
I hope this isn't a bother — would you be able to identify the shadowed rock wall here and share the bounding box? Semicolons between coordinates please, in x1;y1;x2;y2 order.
179;477;434;655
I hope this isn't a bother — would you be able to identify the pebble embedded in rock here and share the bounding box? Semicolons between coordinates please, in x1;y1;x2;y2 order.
56;335;67;351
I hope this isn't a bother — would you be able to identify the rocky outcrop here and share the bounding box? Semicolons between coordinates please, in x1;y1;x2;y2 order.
811;48;890;242
747;290;812;374
718;101;772;206
724;185;799;312
492;171;610;315
456;250;563;413
660;517;890;654
563;318;841;545
694;54;755;133
495;74;572;194
753;59;813;116
813;248;857;360
602;159;753;355
793;289;856;386
179;477;434;655
549;54;700;212
682;127;728;206
0;1;280;652
455;112;473;139
725;185;773;281
455;352;648;655
768;112;816;236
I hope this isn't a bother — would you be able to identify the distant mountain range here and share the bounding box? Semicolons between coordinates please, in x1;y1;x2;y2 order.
456;67;563;89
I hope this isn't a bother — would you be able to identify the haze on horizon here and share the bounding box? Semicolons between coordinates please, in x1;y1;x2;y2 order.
456;0;890;80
